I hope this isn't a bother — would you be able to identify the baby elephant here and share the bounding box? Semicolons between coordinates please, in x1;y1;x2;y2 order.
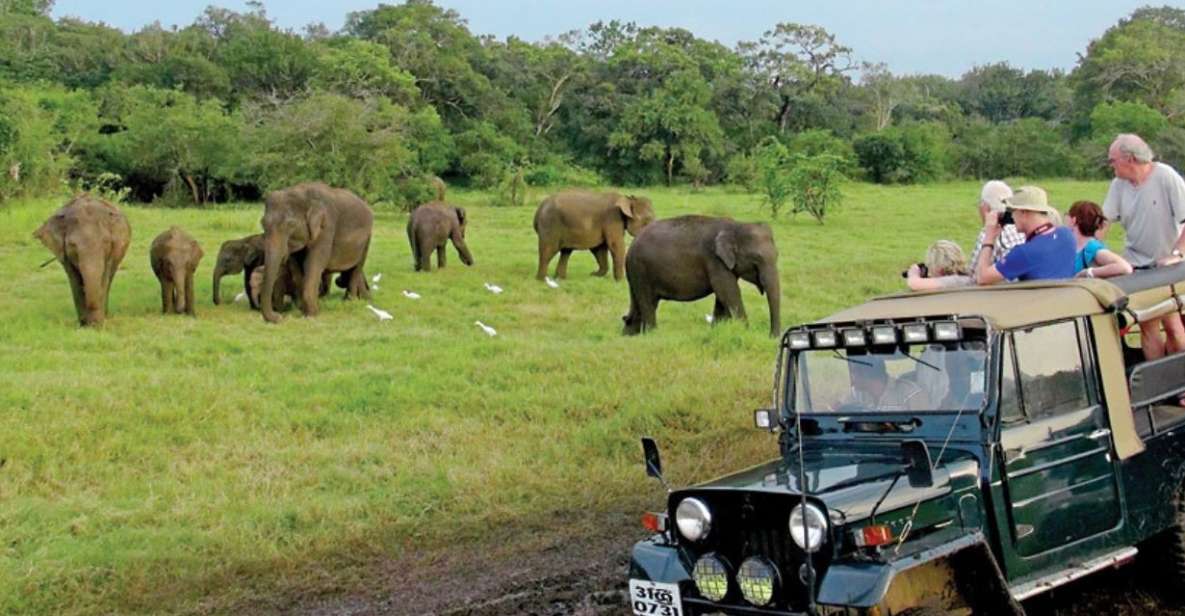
623;216;781;337
407;201;473;271
150;226;203;316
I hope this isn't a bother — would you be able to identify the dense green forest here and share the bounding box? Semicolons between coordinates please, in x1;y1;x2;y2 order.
2;0;1185;207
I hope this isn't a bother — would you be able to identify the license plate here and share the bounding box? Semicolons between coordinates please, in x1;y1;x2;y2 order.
628;579;683;616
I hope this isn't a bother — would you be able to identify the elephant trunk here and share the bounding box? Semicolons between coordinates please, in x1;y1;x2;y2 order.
172;263;187;314
79;259;107;326
260;233;286;323
212;264;225;305
760;265;781;337
455;237;474;266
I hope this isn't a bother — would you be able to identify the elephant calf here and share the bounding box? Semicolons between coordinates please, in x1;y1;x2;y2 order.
407;201;473;271
534;190;656;281
33;194;131;326
623;216;781;337
213;234;325;311
150;227;204;316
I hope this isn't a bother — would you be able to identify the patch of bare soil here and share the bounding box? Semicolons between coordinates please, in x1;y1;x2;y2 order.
281;512;641;616
271;514;1185;616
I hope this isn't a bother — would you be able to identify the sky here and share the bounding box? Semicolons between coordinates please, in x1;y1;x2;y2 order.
51;0;1163;78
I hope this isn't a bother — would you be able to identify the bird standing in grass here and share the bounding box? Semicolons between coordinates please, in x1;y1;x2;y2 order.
475;321;497;336
367;305;393;321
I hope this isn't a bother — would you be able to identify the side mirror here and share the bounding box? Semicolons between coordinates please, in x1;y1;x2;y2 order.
754;408;778;432
901;439;934;488
642;437;663;479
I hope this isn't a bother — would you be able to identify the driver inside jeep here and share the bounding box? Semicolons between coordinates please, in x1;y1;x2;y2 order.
839;355;931;411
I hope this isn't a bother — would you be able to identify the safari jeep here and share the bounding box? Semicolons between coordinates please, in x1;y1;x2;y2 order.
629;264;1185;615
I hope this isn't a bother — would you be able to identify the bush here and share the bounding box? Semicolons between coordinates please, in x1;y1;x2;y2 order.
522;158;603;188
753;137;792;218
724;152;760;190
785;153;846;224
853;122;950;183
787;129;857;175
0;84;96;201
1089;100;1169;143
954;118;1086;179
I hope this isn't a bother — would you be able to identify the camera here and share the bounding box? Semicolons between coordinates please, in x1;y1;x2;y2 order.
998;209;1014;226
901;263;929;278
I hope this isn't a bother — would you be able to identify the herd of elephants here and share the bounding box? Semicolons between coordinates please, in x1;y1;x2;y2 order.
32;181;782;335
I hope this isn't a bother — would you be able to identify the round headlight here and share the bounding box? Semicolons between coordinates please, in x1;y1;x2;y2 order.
788;503;828;552
737;556;779;606
692;553;730;602
675;497;712;542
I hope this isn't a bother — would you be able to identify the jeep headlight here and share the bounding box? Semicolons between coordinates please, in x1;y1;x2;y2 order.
788;503;828;552
692;553;730;602
675;497;712;542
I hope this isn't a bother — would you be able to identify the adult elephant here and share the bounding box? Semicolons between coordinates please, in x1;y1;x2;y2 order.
622;215;781;337
533;190;655;281
33;195;131;326
259;182;373;323
407;201;473;271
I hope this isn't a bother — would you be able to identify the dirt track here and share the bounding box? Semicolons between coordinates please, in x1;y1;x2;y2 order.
283;514;1185;616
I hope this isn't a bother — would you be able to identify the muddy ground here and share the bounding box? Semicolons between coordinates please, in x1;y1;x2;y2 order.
275;513;1185;615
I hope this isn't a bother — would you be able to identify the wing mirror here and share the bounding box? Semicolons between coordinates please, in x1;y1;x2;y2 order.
901;439;934;488
641;437;670;492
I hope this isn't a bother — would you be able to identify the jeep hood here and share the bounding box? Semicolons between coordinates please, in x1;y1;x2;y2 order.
694;446;979;522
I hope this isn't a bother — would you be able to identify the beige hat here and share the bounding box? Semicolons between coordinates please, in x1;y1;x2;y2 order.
1004;186;1057;217
980;180;1012;213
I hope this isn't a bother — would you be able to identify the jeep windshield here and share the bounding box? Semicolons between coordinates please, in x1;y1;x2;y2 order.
792;339;988;414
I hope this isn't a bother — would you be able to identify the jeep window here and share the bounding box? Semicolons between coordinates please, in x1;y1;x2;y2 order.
794;340;988;414
1012;320;1090;420
999;336;1023;424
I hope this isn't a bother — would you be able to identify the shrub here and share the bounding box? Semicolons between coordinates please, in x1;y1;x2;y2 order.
785;153;846;224
1089;100;1169;144
787;129;857;175
753;137;792;218
522;158;603;188
724;152;759;190
853;122;950;183
853;132;905;183
0;84;96;201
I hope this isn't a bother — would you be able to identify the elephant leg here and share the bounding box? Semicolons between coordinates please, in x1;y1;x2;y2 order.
185;272;196;317
63;261;87;322
556;249;573;279
436;244;447;269
319;272;332;298
623;276;658;335
591;245;609;276
708;266;747;324
346;238;371;300
245;269;260;310
418;237;434;272
162;279;176;314
609;238;627;281
712;298;732;324
536;239;559;280
300;250;330;317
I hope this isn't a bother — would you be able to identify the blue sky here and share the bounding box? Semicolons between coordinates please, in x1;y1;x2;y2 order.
52;0;1159;77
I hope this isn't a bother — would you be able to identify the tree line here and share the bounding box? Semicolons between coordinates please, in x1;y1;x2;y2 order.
2;0;1185;207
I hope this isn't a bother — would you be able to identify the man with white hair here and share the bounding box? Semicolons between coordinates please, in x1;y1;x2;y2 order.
906;180;1023;290
1103;133;1185;359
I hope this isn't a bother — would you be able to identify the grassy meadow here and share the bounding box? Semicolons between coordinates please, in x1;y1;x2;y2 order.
0;180;1113;614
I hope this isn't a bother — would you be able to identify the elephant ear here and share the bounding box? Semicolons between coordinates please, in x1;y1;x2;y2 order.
714;229;738;271
615;195;635;219
454;206;467;227
307;204;329;244
33;217;66;262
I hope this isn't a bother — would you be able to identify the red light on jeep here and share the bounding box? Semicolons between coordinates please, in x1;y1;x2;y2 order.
642;512;668;533
859;525;894;547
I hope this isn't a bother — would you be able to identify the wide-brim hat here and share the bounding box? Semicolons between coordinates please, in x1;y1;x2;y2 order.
1004;186;1057;217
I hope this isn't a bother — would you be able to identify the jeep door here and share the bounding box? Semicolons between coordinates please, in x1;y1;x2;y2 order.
990;318;1123;580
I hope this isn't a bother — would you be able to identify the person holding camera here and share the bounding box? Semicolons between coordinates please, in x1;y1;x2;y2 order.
905;181;1022;291
904;240;970;291
1067;200;1131;279
975;186;1076;284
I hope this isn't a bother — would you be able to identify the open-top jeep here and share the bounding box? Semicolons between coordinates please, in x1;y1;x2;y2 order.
629;264;1185;615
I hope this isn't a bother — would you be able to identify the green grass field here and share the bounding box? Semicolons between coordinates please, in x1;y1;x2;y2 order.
0;180;1114;614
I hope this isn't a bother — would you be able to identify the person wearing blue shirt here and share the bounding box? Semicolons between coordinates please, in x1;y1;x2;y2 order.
975;186;1076;284
1067;200;1131;279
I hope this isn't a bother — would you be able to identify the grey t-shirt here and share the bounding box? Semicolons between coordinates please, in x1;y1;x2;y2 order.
1102;162;1185;266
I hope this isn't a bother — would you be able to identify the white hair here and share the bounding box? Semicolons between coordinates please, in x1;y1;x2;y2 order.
1112;133;1155;163
980;180;1012;213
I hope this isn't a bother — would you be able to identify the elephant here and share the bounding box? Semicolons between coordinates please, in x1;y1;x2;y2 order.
212;234;329;310
407;201;473;271
149;226;203;316
533;190;656;281
622;215;781;337
259;182;373;323
33;194;131;326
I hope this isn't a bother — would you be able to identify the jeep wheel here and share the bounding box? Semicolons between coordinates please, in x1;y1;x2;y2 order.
1153;485;1185;590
